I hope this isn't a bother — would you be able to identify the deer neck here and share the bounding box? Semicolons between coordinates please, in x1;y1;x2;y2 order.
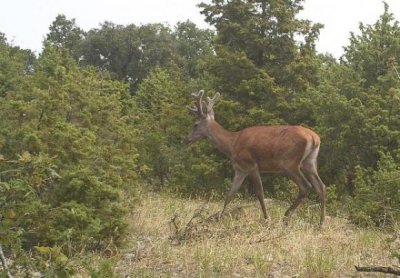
206;120;237;158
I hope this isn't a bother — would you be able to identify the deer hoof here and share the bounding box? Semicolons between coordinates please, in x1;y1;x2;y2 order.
283;215;292;226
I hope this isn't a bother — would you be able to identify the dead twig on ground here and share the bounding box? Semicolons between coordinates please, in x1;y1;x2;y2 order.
169;203;255;243
169;202;208;242
249;227;303;245
355;265;400;275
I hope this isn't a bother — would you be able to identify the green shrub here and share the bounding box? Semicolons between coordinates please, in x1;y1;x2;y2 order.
350;154;400;227
0;46;139;275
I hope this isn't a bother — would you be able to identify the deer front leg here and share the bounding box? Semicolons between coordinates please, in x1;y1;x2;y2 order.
219;170;247;220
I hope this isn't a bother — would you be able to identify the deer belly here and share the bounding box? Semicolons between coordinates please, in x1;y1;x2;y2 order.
257;160;284;173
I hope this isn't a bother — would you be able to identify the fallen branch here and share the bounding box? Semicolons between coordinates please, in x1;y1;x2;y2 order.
355;265;400;275
170;202;209;241
170;203;255;243
249;227;303;245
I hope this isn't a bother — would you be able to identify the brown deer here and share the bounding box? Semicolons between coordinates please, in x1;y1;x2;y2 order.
187;90;327;225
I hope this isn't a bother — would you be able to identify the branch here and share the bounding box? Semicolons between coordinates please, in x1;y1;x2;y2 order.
393;64;400;80
169;202;208;242
249;227;303;245
0;245;13;278
355;265;400;275
170;203;254;243
0;215;13;278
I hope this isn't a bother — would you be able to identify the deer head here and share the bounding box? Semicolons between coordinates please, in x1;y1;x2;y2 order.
187;90;220;144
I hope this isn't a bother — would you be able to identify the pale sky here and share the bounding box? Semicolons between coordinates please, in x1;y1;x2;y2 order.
1;0;400;58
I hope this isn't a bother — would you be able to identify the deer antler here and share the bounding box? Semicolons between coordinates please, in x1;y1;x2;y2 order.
187;90;205;117
206;92;220;113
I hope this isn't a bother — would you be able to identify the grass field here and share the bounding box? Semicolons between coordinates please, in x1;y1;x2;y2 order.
110;193;399;277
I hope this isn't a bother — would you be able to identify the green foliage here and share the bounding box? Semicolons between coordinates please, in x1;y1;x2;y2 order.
87;258;120;278
0;43;139;275
173;21;215;79
350;154;400;226
45;14;85;59
344;3;400;87
79;22;175;91
133;67;230;196
78;21;214;92
34;246;73;277
134;67;187;185
311;4;400;199
0;35;34;97
199;0;322;88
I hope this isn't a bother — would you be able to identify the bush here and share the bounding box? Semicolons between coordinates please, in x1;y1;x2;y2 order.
350;154;400;227
0;46;139;274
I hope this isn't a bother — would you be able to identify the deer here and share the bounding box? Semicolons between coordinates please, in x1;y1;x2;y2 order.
187;90;327;226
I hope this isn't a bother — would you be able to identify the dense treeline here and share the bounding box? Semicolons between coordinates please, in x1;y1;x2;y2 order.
1;0;400;275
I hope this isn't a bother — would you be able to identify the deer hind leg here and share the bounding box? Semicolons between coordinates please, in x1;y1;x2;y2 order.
284;166;312;223
248;171;269;221
301;149;327;226
219;170;247;219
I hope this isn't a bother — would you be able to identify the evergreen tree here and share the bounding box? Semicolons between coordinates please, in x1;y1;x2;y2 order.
199;0;322;88
344;3;400;87
0;44;139;265
0;34;35;97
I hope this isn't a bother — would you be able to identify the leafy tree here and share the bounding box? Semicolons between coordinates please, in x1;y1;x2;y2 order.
77;20;214;92
173;20;215;79
79;22;176;92
45;14;85;58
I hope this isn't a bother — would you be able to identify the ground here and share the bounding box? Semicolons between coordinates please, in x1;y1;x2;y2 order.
112;192;399;277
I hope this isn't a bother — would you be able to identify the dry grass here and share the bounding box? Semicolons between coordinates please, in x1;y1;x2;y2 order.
115;193;398;277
